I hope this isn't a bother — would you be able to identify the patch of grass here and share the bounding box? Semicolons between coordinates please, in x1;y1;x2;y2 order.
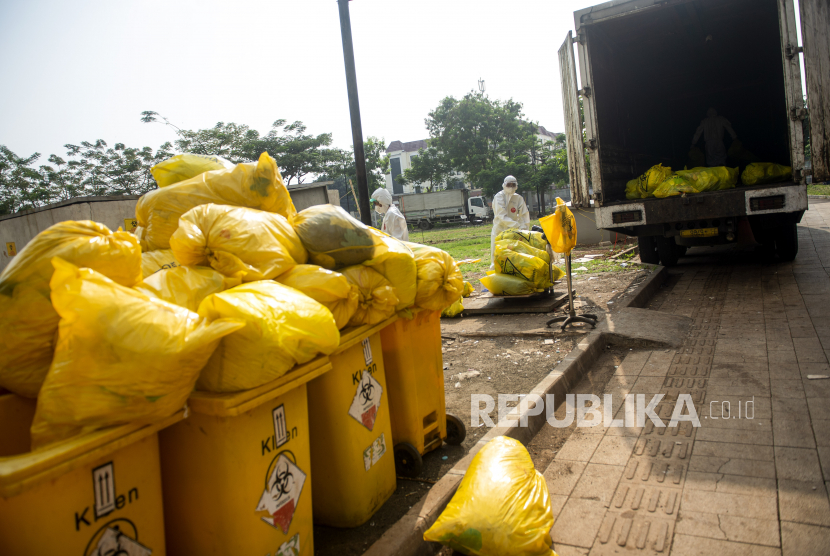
808;183;830;196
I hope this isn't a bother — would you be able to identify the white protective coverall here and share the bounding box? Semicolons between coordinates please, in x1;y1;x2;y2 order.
692;108;737;167
371;187;409;241
489;176;530;269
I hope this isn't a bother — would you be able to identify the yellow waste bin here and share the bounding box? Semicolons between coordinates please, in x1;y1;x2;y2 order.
159;356;331;556
307;317;397;527
0;393;179;556
380;310;466;477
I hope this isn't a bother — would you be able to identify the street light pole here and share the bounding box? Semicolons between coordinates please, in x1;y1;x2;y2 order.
337;0;372;225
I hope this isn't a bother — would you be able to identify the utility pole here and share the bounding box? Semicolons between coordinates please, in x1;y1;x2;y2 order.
337;0;372;225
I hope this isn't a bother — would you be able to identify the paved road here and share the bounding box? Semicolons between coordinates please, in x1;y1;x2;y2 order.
545;199;830;555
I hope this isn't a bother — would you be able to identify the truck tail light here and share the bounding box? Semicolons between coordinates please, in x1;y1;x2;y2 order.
612;210;642;224
749;195;785;211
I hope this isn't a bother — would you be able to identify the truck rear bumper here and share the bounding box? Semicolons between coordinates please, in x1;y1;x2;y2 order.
596;183;808;230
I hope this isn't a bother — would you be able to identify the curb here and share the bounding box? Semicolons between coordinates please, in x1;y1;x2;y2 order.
363;266;668;555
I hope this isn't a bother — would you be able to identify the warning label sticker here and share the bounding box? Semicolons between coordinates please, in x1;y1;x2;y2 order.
363;433;387;471
256;454;307;534
348;369;383;430
93;527;152;556
362;337;373;365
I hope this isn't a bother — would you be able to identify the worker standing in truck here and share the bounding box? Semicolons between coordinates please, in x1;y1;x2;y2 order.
489;175;530;270
371;187;409;241
691;108;737;167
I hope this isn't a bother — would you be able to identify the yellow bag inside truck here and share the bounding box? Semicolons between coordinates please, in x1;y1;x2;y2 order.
136;152;297;250
293;204;381;268
196;281;340;393
150;153;233;187
30;259;243;448
170;203;307;281
134;265;240;312
341;265;399;326
276;264;359;329
625;163;672;199
424;436;556;556
0;221;141;398
741;162;792;186
404;241;464;312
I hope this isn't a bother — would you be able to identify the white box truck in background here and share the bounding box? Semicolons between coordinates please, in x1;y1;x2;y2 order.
396;189;491;230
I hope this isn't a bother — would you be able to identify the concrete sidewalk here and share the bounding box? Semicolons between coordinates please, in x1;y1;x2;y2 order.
545;200;830;555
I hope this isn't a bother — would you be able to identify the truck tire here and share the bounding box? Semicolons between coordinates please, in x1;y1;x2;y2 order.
775;223;799;262
418;220;430;231
638;236;660;265
656;237;679;267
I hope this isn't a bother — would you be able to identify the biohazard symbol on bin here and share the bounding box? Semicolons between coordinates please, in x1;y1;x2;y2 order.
256;452;306;534
348;368;383;431
84;519;152;556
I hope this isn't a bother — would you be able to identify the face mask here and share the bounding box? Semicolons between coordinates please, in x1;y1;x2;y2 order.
503;185;517;198
375;204;387;215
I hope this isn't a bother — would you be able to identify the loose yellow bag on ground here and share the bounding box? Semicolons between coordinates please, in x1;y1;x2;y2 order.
675;166;738;192
141;249;180;277
494;250;551;289
540;198;576;254
276;264;359;329
625;163;672;199
741;162;792;186
151;153;233;187
363;229;417;312
134;266;240;312
495;230;547;251
441;298;464;317
341;265;399;326
30;259;243;448
293;204;381;268
0;221;141;398
404;242;464;312
170;204;307;282
424;436;556;556
495;239;550;263
136;152;296;250
196;281;340;392
462;281;475;297
479;274;542;296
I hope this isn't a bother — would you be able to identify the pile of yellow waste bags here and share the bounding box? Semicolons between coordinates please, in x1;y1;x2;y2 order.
480;228;563;296
742;162;792;186
0;152;465;447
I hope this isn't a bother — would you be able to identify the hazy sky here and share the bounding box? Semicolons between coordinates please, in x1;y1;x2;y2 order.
0;0;596;162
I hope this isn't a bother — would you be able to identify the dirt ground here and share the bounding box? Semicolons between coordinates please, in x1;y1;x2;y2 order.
313;264;649;556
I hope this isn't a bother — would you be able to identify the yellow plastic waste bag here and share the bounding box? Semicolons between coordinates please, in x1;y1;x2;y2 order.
742;162;792;186
404;242;464;312
441;298;464;317
170;203;307;281
30;259;243;448
495;230;547;251
341;265;399;326
479;274;542;296
675;166;738;192
136;152;296;250
276;264;359;329
293;204;381;268
495;239;550;263
625;163;672;199
0;221;141;398
652;175;698;198
141;249;180;277
134;266;240;313
424;436;555;556
196;281;340;393
494;250;551;289
363;229;417;312
540;198;576;254
462;281;475;297
151;153;233;187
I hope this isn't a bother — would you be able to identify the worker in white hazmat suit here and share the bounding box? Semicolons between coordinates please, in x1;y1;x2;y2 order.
691;108;737;167
489;175;530;270
371;187;409;241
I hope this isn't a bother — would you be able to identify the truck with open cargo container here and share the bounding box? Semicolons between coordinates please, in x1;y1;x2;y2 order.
394;188;491;230
559;0;828;266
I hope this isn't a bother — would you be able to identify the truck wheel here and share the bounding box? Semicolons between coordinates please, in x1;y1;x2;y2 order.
418;220;430;231
775;223;799;262
675;244;688;258
656;237;679;267
638;236;660;264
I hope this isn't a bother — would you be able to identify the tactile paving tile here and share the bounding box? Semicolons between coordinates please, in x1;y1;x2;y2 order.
592;511;676;554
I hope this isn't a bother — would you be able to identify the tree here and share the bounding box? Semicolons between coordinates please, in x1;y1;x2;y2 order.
317;137;390;197
398;146;451;192
242;120;334;185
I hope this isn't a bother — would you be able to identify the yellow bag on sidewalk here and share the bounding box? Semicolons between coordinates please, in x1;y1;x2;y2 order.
276;264;359;329
480;274;542;296
424;436;556;556
496;239;550;263
741;162;792;186
151;153;233;187
134;266;240;312
141;249;180;277
196;281;339;392
495;229;547;251
363;229;417;312
540;198;576;254
404;242;464;312
30;259;243;448
494;250;552;289
625;163;672;199
170;204;307;281
293;204;381;268
341;265;399;326
136;152;296;250
0;221;141;398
